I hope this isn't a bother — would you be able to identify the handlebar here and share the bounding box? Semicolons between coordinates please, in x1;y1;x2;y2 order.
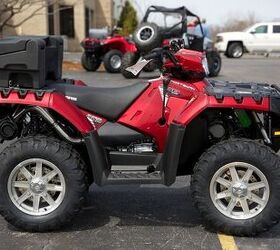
143;45;179;67
143;48;163;61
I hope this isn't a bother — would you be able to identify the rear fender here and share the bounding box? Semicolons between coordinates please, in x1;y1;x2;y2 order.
0;89;93;134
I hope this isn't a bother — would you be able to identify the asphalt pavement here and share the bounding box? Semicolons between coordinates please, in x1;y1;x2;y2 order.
0;55;280;250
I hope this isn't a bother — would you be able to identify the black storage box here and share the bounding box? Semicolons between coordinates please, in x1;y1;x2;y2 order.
0;36;63;89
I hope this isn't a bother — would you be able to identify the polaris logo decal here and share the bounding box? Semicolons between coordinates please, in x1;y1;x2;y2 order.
86;114;103;125
171;80;196;91
66;96;77;102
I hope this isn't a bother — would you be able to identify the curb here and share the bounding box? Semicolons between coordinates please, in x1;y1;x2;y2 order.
63;61;106;72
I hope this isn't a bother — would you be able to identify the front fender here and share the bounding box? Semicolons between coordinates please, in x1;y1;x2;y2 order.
174;93;270;126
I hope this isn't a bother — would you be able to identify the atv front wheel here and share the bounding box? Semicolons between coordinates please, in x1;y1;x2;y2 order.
0;136;88;231
103;49;123;73
207;51;222;77
191;139;280;236
121;52;140;79
81;52;101;71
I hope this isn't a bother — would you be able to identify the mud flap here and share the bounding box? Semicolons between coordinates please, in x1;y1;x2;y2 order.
161;123;186;186
84;131;110;186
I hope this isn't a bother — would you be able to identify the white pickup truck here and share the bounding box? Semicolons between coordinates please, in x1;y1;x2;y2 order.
215;22;280;58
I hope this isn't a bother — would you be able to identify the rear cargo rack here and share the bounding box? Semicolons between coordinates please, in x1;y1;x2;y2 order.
206;79;280;103
0;36;63;89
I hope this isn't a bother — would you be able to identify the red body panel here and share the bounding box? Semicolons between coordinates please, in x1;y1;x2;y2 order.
0;91;93;134
117;78;270;152
118;78;201;151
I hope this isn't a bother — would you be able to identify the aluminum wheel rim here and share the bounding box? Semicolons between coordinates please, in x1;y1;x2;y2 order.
210;162;269;220
233;47;242;57
110;55;122;69
8;158;66;216
137;26;154;43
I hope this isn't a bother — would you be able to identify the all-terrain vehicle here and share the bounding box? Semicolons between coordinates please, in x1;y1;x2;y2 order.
121;6;222;78
81;29;136;73
1;36;280;236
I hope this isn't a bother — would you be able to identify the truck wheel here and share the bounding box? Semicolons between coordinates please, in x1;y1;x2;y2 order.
0;136;88;231
227;42;243;58
121;52;140;79
103;50;123;73
133;23;162;52
191;139;280;236
81;52;101;71
207;51;222;77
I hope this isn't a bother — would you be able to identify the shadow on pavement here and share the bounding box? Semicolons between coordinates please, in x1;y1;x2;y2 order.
8;184;202;233
65;184;202;232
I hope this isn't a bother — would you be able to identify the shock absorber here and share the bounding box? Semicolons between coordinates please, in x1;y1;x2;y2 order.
252;112;272;145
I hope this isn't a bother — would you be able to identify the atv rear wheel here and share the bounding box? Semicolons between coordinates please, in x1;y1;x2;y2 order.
121;52;140;79
133;23;162;52
0;136;88;231
81;52;101;71
103;49;123;73
191;139;280;236
207;51;222;77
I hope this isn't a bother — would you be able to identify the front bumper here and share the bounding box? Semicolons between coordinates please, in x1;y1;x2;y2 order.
215;42;227;52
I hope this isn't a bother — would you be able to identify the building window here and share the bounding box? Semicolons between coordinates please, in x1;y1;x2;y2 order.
60;5;75;38
85;8;94;37
48;5;54;35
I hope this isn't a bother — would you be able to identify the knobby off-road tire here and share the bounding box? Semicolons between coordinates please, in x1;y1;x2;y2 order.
103;49;123;73
81;52;102;71
0;136;88;232
191;139;280;236
133;23;162;52
207;51;222;77
121;52;140;79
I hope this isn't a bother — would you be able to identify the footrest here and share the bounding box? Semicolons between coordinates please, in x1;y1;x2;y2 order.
106;171;163;185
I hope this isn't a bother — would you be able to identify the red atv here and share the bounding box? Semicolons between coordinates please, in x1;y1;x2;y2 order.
0;36;280;236
81;30;136;73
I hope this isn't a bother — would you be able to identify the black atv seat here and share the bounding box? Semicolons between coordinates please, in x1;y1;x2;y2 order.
48;82;149;121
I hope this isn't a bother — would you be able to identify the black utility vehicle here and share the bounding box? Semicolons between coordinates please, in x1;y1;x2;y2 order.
121;6;222;78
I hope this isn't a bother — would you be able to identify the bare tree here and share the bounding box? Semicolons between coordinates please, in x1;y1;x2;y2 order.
0;0;76;34
210;12;259;39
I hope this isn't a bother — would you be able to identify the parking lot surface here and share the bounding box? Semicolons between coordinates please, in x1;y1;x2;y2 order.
1;56;280;250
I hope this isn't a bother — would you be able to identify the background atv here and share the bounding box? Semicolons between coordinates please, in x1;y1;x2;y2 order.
81;29;136;73
121;5;221;78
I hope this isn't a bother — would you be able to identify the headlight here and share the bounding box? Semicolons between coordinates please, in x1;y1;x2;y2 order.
216;36;223;43
202;56;209;76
